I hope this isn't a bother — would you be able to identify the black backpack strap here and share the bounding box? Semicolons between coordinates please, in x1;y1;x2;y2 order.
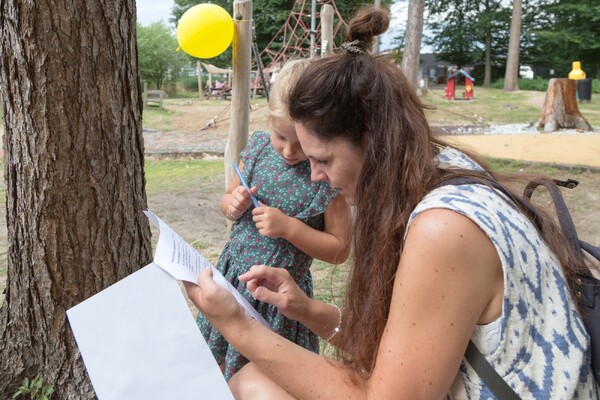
523;179;582;256
464;341;521;400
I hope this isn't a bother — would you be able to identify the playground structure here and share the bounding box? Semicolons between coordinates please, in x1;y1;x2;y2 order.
445;68;475;101
258;0;348;70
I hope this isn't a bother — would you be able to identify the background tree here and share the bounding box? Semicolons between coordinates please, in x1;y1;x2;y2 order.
426;0;510;86
0;0;152;397
528;0;600;78
137;22;184;89
426;0;481;68
503;0;523;91
401;0;425;89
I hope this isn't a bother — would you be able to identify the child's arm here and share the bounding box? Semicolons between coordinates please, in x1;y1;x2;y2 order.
221;162;258;221
252;194;351;264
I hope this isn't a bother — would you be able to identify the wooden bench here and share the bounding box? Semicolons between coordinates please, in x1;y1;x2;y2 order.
143;90;168;108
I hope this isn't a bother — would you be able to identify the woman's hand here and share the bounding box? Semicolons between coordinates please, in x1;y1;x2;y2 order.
184;268;245;328
252;205;290;238
239;265;311;322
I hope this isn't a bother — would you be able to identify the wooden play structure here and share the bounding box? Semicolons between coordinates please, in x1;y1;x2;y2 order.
258;0;347;69
445;68;475;100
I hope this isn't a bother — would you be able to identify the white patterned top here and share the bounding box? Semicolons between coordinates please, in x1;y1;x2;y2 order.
407;148;598;399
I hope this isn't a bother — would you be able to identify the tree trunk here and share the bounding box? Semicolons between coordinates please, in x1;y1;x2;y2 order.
484;29;492;87
401;0;425;90
0;0;153;397
503;0;522;91
536;78;592;132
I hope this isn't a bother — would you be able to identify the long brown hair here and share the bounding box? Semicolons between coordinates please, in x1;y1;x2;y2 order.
288;7;586;375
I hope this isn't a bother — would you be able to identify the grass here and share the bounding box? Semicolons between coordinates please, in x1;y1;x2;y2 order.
144;159;223;195
423;85;600;127
424;86;542;126
141;106;182;132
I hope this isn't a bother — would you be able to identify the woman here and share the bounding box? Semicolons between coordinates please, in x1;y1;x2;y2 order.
186;7;598;399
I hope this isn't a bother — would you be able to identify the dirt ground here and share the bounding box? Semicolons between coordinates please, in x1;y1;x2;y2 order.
1;92;600;304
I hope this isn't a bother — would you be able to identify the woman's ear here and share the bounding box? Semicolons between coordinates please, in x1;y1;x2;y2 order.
361;132;369;151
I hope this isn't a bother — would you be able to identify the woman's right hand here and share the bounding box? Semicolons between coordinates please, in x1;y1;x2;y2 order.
239;265;311;322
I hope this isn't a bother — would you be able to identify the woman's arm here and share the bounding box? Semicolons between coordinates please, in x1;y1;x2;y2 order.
188;208;503;399
252;194;351;264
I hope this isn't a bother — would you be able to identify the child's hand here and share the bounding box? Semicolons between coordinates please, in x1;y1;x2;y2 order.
227;186;258;219
252;205;290;238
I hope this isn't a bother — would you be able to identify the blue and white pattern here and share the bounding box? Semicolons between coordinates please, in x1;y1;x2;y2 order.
409;148;598;399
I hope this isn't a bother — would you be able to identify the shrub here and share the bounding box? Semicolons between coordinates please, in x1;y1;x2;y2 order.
12;374;54;400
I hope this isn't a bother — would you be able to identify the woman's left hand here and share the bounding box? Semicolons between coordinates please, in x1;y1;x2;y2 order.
184;268;244;328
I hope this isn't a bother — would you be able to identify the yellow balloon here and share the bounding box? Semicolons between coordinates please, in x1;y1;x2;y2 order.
177;4;234;59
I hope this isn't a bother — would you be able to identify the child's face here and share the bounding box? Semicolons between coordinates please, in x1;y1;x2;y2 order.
269;117;307;166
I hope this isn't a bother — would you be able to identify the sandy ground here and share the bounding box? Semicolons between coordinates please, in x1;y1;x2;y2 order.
447;133;600;169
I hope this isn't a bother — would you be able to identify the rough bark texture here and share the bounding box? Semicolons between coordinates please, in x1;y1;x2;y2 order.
484;29;492;87
0;0;153;397
503;0;522;91
536;78;593;132
401;0;424;90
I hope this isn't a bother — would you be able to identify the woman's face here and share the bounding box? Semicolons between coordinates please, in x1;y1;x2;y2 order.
295;122;366;205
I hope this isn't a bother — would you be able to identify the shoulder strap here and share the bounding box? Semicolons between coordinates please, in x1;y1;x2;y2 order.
464;341;521;400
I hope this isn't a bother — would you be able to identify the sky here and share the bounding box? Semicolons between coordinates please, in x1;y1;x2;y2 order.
136;0;174;26
135;0;419;52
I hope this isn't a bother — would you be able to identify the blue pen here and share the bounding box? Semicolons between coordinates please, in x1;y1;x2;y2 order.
232;163;260;208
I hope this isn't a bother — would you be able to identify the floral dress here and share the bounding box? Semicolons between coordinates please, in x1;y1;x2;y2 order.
196;130;338;380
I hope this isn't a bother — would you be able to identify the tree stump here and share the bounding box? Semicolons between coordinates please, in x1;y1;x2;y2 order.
536;78;592;132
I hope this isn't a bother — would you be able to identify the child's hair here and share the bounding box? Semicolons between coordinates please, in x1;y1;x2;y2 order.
267;59;310;122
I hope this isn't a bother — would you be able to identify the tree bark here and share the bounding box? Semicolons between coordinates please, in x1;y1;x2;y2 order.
536;78;592;132
401;0;425;90
484;29;492;87
0;0;153;397
503;0;522;91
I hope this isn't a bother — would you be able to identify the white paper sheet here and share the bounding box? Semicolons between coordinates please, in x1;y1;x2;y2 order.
67;263;234;400
144;210;271;328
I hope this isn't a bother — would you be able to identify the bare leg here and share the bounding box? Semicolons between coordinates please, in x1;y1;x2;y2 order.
229;363;296;400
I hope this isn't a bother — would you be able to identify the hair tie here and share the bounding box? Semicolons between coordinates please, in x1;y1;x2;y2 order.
341;40;367;55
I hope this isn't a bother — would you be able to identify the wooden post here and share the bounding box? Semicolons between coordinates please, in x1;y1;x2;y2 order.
225;0;252;190
321;4;334;58
372;0;381;54
536;78;592;132
310;0;317;58
196;61;204;100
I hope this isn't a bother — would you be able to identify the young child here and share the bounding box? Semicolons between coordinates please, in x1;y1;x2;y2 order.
196;59;351;380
